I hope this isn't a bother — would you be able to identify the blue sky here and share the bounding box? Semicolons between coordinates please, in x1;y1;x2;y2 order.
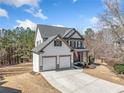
0;0;105;33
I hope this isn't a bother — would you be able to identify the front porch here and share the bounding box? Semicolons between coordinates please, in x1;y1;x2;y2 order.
73;49;89;63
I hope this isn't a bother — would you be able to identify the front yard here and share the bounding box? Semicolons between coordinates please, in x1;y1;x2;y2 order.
0;62;61;93
84;59;124;85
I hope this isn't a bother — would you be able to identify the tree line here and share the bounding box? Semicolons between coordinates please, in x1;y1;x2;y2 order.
0;27;35;66
84;0;124;64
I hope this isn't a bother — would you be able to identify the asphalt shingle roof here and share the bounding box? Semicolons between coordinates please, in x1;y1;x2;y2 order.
37;24;72;38
64;29;75;38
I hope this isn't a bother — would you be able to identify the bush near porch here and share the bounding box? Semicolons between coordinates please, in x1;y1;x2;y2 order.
114;64;124;74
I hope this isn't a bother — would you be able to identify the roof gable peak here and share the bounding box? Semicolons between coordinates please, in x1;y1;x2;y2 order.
32;35;73;53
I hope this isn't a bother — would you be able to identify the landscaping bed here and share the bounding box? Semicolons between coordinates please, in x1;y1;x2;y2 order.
84;59;124;85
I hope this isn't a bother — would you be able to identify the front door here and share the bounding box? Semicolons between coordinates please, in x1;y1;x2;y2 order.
74;52;81;62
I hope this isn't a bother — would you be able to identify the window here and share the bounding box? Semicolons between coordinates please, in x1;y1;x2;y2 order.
78;41;80;48
70;41;76;48
54;39;62;46
37;40;41;46
74;41;76;48
70;41;72;46
80;41;83;48
77;41;83;48
72;41;74;48
77;41;79;48
43;38;48;41
66;40;68;43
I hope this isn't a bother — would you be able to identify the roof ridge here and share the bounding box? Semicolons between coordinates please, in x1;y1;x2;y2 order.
37;24;72;29
36;24;76;39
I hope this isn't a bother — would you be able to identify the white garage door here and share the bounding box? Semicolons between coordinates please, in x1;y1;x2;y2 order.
59;56;71;68
43;57;56;71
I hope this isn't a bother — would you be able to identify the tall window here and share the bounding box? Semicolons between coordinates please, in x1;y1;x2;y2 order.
80;41;83;48
66;40;68;43
54;39;62;46
37;40;41;46
70;41;72;46
77;41;79;48
74;41;76;48
77;41;83;48
72;41;74;48
78;41;80;48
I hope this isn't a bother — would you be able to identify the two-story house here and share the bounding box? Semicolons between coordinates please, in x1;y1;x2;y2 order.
32;24;89;72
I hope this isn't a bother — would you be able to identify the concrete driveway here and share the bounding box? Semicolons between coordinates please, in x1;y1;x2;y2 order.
41;69;124;93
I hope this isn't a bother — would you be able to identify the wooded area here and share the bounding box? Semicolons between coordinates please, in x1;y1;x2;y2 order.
0;27;35;66
84;0;124;65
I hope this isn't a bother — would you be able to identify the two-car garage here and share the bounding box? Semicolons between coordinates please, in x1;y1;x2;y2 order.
42;55;71;71
32;35;73;72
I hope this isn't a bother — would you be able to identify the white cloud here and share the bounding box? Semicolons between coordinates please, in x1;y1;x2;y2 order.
25;7;48;20
0;0;39;7
73;0;78;3
52;24;65;27
0;0;48;20
0;8;8;18
90;16;99;25
15;19;36;30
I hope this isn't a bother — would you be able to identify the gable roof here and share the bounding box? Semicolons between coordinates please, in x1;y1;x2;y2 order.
63;29;74;37
64;29;76;38
63;28;75;37
36;24;72;38
32;35;73;53
63;28;84;39
68;30;84;39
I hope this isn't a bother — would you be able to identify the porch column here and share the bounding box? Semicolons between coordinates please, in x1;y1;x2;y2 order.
80;52;81;62
82;52;83;62
80;52;83;62
86;51;88;62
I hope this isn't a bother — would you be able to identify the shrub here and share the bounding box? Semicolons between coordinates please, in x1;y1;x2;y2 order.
104;58;118;66
114;64;124;74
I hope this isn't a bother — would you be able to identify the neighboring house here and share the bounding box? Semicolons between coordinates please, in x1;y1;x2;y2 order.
32;24;89;72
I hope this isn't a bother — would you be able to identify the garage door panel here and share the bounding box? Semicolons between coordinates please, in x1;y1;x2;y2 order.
43;57;56;71
59;56;71;68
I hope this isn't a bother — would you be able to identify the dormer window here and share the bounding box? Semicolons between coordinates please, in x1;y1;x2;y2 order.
54;39;62;46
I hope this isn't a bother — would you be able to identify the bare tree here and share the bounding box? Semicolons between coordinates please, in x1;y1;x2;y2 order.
101;0;124;39
99;0;124;63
